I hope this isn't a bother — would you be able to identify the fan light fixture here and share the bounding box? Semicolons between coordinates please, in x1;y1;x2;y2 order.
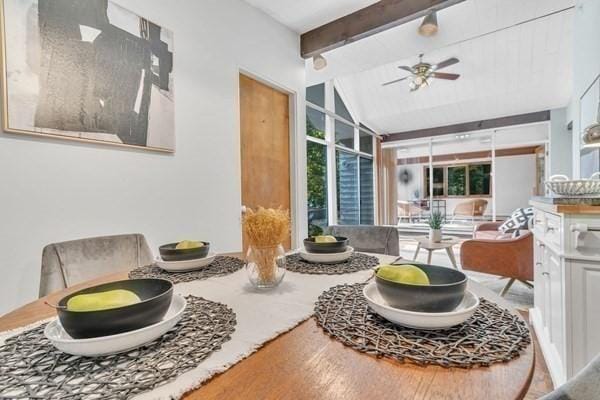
313;54;327;71
418;10;438;37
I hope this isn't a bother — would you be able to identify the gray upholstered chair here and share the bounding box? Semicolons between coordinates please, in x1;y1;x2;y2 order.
326;225;400;256
40;233;153;297
540;353;600;399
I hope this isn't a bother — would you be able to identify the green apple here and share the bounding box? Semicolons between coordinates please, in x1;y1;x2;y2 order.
376;265;430;285
67;289;141;312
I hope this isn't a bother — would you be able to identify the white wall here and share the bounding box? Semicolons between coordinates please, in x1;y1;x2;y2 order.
550;108;573;177
571;0;600;178
0;0;306;314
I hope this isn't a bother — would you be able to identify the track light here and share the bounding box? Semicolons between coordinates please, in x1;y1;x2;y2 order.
313;54;327;71
418;10;438;37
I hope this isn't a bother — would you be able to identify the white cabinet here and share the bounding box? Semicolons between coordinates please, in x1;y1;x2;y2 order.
530;200;600;387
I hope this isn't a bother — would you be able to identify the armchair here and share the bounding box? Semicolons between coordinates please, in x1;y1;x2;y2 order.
460;222;533;296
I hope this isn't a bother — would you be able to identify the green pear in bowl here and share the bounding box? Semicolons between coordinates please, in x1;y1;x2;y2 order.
67;289;141;312
376;265;430;285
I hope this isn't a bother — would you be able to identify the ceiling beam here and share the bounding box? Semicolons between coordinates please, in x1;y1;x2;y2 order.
300;0;465;59
382;110;551;142
396;146;540;165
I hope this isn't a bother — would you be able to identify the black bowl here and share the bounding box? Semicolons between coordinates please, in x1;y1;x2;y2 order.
303;236;348;254
57;279;173;339
374;263;467;312
159;241;210;261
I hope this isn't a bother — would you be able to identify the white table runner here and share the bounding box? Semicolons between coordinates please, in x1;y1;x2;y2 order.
0;255;388;399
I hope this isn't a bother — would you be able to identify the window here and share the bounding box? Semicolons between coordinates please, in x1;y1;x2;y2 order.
335;120;354;148
306;108;325;139
336;151;359;225
424;163;492;197
359;131;373;154
306;82;377;228
306;83;325;108
334;88;353;122
469;164;491;195
307;141;328;236
359;157;374;224
447;166;466;196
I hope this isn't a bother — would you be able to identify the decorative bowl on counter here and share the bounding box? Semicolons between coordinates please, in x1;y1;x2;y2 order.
55;279;173;339
159;241;210;261
545;173;600;196
303;236;348;254
374;263;467;313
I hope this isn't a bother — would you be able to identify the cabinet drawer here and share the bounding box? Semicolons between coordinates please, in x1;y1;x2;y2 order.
545;213;562;249
533;210;546;237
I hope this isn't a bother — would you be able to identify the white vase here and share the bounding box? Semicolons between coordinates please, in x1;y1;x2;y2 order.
429;228;442;243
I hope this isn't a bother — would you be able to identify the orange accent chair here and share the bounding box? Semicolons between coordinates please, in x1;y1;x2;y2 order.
460;221;533;296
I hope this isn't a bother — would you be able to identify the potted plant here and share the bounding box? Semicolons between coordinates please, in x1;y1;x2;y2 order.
427;212;444;243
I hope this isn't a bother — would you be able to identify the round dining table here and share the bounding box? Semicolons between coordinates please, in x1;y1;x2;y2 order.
0;254;535;400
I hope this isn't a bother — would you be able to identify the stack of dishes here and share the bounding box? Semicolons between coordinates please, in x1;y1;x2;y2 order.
299;235;354;264
364;263;479;330
44;279;186;356
156;240;216;272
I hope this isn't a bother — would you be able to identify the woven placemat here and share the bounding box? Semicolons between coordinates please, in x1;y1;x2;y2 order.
314;283;531;368
285;252;379;274
129;255;244;283
0;295;236;399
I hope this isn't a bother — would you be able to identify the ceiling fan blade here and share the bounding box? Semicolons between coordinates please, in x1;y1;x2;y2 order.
433;57;459;70
382;76;409;86
397;65;414;73
432;72;460;80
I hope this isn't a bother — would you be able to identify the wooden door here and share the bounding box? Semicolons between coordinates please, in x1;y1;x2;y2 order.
239;74;291;252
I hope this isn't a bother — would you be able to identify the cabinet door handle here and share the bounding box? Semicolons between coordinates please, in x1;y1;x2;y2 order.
535;262;543;267
542;272;550;277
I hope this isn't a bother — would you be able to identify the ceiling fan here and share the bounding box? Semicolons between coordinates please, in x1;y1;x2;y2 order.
382;55;460;91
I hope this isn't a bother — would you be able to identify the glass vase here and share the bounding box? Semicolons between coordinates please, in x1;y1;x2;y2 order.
246;244;286;289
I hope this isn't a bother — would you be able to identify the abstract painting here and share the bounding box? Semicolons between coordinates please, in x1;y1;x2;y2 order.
1;0;174;151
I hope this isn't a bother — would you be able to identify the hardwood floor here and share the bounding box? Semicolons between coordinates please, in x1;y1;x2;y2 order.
520;310;554;399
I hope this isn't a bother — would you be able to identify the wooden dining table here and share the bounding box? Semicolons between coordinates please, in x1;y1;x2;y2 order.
0;254;535;400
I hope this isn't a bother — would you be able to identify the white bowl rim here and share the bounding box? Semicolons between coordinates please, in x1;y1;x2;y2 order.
363;282;480;317
156;253;216;265
299;246;354;256
44;294;187;344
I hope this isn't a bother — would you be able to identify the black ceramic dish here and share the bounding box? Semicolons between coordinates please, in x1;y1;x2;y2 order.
303;236;349;254
159;241;210;261
57;279;173;339
374;263;467;313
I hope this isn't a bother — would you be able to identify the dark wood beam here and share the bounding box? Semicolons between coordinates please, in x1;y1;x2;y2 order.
396;146;540;165
300;0;465;59
383;110;551;142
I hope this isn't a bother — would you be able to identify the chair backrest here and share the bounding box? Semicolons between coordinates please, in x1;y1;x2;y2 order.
540;352;600;399
454;199;488;217
326;225;399;256
39;233;153;298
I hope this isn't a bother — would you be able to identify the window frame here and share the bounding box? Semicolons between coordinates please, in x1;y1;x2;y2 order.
423;161;493;198
306;82;378;226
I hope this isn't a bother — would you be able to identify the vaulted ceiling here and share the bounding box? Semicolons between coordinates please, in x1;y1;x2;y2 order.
244;0;574;135
243;0;379;33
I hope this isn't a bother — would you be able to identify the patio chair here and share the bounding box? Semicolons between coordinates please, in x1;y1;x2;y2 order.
451;199;488;223
326;225;400;256
39;233;154;297
397;200;424;223
540;352;600;399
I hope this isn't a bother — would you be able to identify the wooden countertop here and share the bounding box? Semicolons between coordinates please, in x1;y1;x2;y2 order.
530;198;600;215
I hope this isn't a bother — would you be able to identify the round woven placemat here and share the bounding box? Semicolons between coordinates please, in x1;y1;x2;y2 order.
129;255;244;284
0;295;236;399
285;252;379;274
314;283;531;368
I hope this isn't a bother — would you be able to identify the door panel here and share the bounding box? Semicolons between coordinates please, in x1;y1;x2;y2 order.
239;74;291;252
